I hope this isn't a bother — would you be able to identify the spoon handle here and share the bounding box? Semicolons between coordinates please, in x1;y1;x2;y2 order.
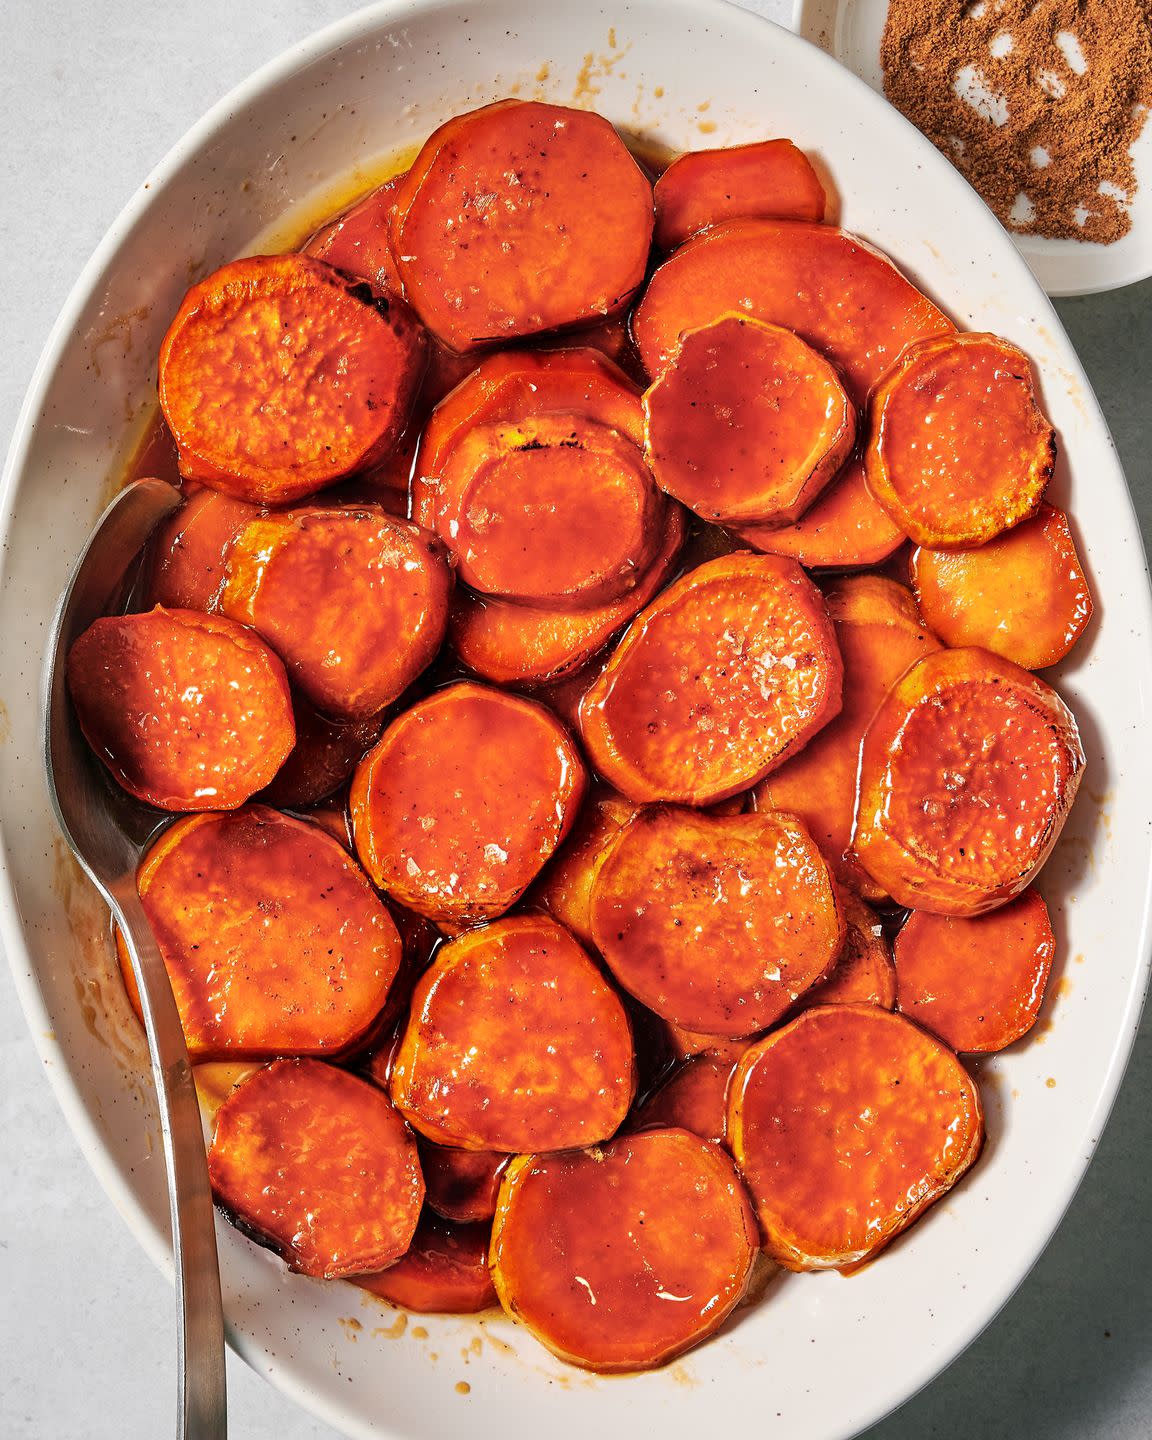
110;877;228;1440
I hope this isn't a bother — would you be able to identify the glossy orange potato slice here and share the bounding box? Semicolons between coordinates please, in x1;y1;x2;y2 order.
145;487;261;611
633;1056;738;1147
660;1023;753;1065
633;220;953;403
259;699;382;809
449;502;686;684
158;254;426;503
529;786;638;945
355;1214;496;1313
219;505;451;720
67;606;294;811
418;1139;510;1224
591;806;844;1035
757;576;941;896
391;100;653;352
351;682;586;924
208;1058;423;1279
653;139;825;251
865;332;1055;548
797;891;897;1011
911;503;1093;668
304;173;406;295
490;1128;757;1372
644;314;855;525
895;888;1055;1052
412;346;645;529
852;648;1085;914
732;454;905;570
390;916;635;1151
436;412;664;608
136;806;399;1058
729;1005;983;1270
579;552;843;805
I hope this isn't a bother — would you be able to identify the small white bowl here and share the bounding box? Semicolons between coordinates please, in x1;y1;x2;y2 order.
2;2;1151;1438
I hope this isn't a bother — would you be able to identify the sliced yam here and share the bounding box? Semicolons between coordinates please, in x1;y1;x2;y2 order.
145;488;261;611
260;698;382;808
490;1129;757;1373
653;139;826;251
529;787;638;946
391;100;653;352
633;220;952;404
192;1061;259;1123
412;346;645;530
137;805;400;1058
643;314;855;525
728;1005;983;1270
355;1214;496;1313
208;1057;423;1279
579;552;843;805
757;576;941;897
661;1023;753;1065
292;800;353;851
449;501;686;684
865;332;1055;549
852;648;1085;914
437;413;664;608
894;888;1055;1052
390;916;635;1151
67;606;294;811
219;505;451;721
591;806;844;1035
303;173;406;295
418;1139;510;1224
633;1056;738;1147
911;503;1093;668
158;254;426;504
548;313;640;376
351;682;586;924
732;454;905;570
797;891;896;1011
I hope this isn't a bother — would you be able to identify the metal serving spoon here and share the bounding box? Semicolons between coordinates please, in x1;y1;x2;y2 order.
43;477;228;1439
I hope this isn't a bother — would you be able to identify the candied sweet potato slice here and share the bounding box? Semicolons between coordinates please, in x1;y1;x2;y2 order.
390;916;634;1151
137;805;399;1058
579;552;842;805
219;505;451;720
391;100;653;352
67;606;294;811
351;682;586;923
852;648;1085;914
798;891;896;1011
757;576;940;897
633;1056;737;1147
208;1057;423;1279
644;314;855;525
729;1005;983;1270
529;786;638;946
418;1139;510;1224
449;502;686;684
633;220;952;404
355;1214;496;1313
145;488;261;612
490;1128;757;1372
653;139;826;251
437;412;664;608
911;503;1092;668
733;454;905;569
158;254;426;504
865;332;1055;548
591;806;844;1035
894;888;1055;1052
412;346;645;529
661;1023;752;1065
304;173;405;295
260;698;382;809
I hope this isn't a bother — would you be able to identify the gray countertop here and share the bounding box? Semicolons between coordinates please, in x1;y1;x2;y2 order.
1;3;1149;1436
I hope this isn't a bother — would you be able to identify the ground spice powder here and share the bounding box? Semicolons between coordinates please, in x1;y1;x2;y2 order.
881;1;1152;243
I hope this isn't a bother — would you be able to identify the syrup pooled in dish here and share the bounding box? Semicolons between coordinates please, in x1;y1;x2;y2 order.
67;95;1091;1376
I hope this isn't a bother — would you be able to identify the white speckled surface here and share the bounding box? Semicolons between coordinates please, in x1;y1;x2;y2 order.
1;3;1149;1438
